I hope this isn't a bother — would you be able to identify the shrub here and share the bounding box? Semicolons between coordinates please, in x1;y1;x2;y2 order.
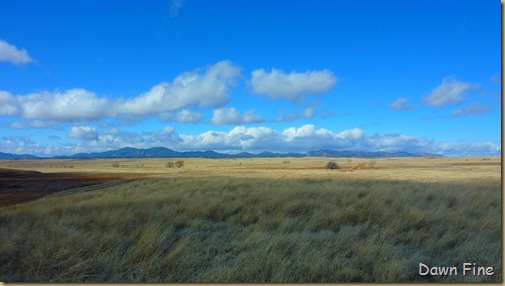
166;162;175;168
175;160;185;168
326;161;339;170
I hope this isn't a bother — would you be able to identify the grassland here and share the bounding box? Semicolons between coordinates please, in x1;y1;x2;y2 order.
0;156;501;282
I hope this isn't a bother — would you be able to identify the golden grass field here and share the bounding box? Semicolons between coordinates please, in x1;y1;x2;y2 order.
0;155;500;181
0;156;501;282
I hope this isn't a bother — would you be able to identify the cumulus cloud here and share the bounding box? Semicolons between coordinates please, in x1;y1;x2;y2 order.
211;108;263;125
251;68;337;101
0;40;33;65
450;102;490;117
423;78;474;107
21;89;112;121
117;61;241;115
390;97;415;111
67;126;99;141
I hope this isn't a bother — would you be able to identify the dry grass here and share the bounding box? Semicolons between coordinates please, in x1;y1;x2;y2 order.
0;157;501;282
0;156;500;183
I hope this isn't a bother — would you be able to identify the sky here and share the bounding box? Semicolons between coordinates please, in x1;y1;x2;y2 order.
0;0;501;156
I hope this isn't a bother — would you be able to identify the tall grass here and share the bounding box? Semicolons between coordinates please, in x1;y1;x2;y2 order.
0;176;501;282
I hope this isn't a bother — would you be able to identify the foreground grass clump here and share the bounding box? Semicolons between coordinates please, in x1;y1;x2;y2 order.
0;176;501;282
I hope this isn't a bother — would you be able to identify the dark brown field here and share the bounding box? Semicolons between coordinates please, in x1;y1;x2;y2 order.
0;168;139;207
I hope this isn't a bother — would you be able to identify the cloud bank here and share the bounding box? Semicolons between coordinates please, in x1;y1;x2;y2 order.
1;125;499;157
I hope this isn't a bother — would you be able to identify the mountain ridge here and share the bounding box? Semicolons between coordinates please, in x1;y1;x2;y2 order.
0;147;443;159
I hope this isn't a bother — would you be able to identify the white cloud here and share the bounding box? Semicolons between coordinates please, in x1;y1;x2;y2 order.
0;40;33;65
67;126;99;141
423;78;474;107
117;61;241;115
390;97;415;111
433;141;501;156
276;125;365;152
211;107;263;125
20;89;111;121
0;91;18;115
451;102;490;117
251;68;337;101
366;133;430;152
2;61;241;122
158;109;204;123
336;128;365;140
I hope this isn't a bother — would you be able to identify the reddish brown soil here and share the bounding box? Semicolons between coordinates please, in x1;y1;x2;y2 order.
0;168;140;207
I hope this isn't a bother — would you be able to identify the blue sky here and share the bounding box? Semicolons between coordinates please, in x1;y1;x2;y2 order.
0;0;501;156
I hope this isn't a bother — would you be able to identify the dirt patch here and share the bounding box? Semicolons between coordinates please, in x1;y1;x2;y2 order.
0;168;140;207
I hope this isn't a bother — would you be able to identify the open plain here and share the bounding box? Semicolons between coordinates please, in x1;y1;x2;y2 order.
0;156;501;282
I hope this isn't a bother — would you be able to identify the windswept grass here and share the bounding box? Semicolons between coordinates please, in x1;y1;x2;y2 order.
0;176;501;282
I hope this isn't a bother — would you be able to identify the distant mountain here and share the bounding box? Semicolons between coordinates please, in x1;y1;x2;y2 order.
0;152;39;159
53;147;181;159
0;147;443;160
49;147;442;159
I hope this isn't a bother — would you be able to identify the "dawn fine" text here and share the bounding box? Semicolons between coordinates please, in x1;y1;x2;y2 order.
419;262;494;276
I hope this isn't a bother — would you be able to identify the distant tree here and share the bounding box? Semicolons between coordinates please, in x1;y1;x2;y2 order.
175;160;185;168
166;161;175;168
368;160;377;169
326;161;339;170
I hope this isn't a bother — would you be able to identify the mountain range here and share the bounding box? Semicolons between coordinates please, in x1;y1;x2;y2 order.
0;147;443;159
